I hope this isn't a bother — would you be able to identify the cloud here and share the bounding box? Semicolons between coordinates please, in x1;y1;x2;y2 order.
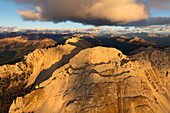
137;0;170;10
7;0;146;24
17;9;41;21
134;24;170;34
152;0;170;10
7;0;170;26
0;25;170;34
0;25;17;30
124;17;170;26
85;26;105;31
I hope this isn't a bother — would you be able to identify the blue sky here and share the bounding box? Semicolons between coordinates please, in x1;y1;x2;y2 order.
0;0;94;29
0;0;170;29
150;8;170;17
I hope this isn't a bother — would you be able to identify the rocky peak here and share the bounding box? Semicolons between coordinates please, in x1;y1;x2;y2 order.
9;45;170;113
0;37;169;113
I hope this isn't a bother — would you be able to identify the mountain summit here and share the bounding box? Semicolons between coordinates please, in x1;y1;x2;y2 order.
0;38;169;113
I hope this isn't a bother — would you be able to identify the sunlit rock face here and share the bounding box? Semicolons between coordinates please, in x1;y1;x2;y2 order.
2;38;169;113
0;37;93;112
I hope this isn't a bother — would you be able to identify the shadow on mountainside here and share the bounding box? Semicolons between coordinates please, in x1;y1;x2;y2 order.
83;37;145;54
31;37;159;90
82;37;170;55
0;36;67;66
31;41;93;91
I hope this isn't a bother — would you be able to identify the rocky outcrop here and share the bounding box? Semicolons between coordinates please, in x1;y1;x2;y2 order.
8;42;169;113
0;37;93;112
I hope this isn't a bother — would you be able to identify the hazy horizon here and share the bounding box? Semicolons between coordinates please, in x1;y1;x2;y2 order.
0;0;170;34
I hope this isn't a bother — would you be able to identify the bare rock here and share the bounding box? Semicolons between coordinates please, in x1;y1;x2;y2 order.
9;46;170;113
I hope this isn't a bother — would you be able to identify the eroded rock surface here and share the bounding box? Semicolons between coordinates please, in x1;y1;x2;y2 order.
0;37;93;112
8;44;169;113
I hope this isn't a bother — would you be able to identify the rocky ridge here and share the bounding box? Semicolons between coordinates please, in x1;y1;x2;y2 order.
0;35;58;65
0;37;93;112
0;37;169;113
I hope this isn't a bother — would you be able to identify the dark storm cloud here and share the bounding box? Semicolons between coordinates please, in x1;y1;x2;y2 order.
124;17;170;26
7;0;170;26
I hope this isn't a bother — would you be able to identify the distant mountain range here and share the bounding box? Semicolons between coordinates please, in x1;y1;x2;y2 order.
0;36;57;65
123;32;170;45
0;32;169;66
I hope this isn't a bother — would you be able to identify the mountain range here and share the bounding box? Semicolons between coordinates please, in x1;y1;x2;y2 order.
1;32;165;66
0;35;57;65
0;36;169;113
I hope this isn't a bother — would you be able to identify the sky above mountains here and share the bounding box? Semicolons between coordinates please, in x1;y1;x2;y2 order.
0;0;170;33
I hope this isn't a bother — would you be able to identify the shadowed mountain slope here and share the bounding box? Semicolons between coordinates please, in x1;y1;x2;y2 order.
82;36;155;54
0;36;57;65
0;38;168;113
0;37;93;112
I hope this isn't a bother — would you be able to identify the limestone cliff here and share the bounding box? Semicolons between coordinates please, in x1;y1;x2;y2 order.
0;37;93;112
0;37;169;113
8;40;169;113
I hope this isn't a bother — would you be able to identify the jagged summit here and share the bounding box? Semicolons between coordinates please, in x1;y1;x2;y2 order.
0;37;169;113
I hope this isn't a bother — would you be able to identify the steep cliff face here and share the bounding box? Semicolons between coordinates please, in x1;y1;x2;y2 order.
0;37;93;112
7;40;169;113
0;37;169;113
